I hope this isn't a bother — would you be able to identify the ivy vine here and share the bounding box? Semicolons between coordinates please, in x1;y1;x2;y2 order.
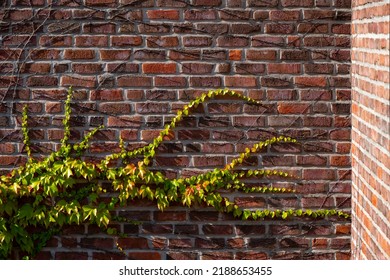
0;88;349;259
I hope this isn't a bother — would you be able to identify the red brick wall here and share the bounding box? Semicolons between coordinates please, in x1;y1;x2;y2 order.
0;0;351;259
351;0;390;259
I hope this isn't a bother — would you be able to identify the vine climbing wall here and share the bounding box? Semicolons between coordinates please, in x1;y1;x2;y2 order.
0;0;352;259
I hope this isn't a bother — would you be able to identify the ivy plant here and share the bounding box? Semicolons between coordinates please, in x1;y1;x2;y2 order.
0;87;349;259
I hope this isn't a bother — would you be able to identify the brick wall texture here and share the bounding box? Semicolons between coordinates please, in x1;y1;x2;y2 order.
351;0;390;259
0;0;353;259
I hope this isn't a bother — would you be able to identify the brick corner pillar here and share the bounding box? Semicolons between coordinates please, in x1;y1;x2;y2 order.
351;0;390;259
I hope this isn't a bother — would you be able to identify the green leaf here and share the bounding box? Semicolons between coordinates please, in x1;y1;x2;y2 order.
242;210;251;220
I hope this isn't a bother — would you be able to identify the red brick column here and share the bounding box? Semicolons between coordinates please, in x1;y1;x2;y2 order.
351;0;390;259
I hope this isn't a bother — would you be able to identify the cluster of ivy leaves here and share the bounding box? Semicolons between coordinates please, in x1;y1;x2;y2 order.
0;88;349;259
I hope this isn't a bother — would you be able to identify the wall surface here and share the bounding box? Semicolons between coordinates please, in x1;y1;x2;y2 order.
0;0;351;259
351;0;390;259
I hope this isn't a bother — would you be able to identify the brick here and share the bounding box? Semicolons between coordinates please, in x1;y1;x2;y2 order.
231;23;262;34
247;50;277;61
147;36;179;48
117;76;152;87
127;252;161;260
267;89;297;100
303;10;335;20
298;23;328;33
252;36;284;48
248;0;278;7
117;237;149;249
111;36;143;46
55;252;88;260
294;77;327;87
91;89;123;101
192;0;222;6
85;0;116;6
107;116;142;128
196;24;229;36
261;77;291;87
190;77;221;87
268;63;301;74
155;76;187;87
278;103;309;114
29;49;60;60
183;36;212;47
147;10;180;20
182;63;213;74
178;129;210;140
39;35;72;47
61;75;96;88
20;63;51;74
203;225;233;235
219;9;251;20
184;10;217;20
156;0;187;7
8;9;33;20
235;63;265;74
83;23;116;33
142;63;176;74
281;0;314;6
265;23;295;34
100;49;132;61
72;63;103;74
136;102;169;114
27;76;58;87
281;50;310;60
64;49;95;60
225;76;257;88
99;103;132;114
303;116;332;127
80;238;114;249
195;238;225;249
75;35;108;47
236;225;266;235
303;169;336;180
217;36;249;47
169;50;201;60
0;144;15;154
138;23;170;34
154;211;186;221
193;156;224;167
270;10;301;21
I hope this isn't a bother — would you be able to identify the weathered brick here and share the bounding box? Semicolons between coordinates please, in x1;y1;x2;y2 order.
142;63;176;74
183;36;212;47
147;10;180;20
217;36;249;47
155;76;187;87
147;36;179;48
294;77;327;87
111;36;143;46
182;63;213;74
268;63;301;74
117;76;153;87
265;23;295;34
190;77;221;87
140;19;171;32
225;76;258;88
184;10;217;20
270;10;301;21
64;49;95;60
247;50;277;61
61;75;96;88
